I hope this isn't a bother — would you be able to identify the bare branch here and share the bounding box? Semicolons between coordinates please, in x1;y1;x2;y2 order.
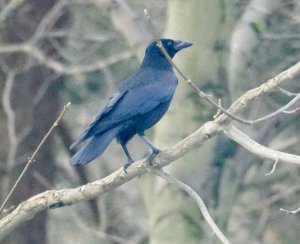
0;121;220;238
0;102;71;215
247;93;300;123
0;43;134;76
213;99;222;119
263;34;300;40
2;72;18;168
283;107;300;114
0;0;24;21
265;159;279;176
223;124;300;166
0;165;142;239
150;168;230;244
216;60;300;125
278;87;299;97
108;0;147;53
31;0;68;42
280;207;300;214
246;183;300;212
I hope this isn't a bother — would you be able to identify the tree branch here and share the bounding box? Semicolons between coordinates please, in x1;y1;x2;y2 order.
0;102;71;216
150;168;230;244
0;0;25;21
0;43;134;76
280;207;300;214
2;72;18;169
223;124;300;166
214;63;300;129
0;121;219;239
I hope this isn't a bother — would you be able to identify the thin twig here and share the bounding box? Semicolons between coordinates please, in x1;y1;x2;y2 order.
0;102;71;215
2;72;18;168
0;43;134;76
278;87;299;97
213;99;222;119
216;60;300;126
248;93;300;123
280;207;300;214
30;0;68;42
0;0;24;21
248;185;300;212
150;168;231;244
283;107;300;114
265;159;279;176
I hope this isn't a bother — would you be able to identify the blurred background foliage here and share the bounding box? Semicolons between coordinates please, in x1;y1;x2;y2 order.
0;0;299;243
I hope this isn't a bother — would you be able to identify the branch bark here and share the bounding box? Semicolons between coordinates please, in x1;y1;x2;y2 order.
223;124;300;165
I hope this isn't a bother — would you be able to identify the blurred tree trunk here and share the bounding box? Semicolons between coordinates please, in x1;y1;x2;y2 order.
228;0;280;100
3;72;59;244
1;0;60;243
139;0;235;243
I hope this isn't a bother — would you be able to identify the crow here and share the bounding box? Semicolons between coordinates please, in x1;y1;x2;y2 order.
70;39;192;172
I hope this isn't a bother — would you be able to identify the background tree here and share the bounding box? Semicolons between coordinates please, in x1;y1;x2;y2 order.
0;0;62;243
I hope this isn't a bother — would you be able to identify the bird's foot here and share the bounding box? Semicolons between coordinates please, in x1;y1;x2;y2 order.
123;159;134;174
145;149;160;166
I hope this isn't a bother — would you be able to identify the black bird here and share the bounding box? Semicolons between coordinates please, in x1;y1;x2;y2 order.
70;39;192;171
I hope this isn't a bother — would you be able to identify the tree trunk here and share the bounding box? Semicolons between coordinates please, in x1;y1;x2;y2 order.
1;1;60;243
139;1;235;243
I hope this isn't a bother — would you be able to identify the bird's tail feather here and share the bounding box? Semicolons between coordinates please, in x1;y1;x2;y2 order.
70;128;92;150
70;127;119;166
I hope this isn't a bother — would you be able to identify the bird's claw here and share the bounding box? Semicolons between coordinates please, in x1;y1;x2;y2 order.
123;164;129;174
123;150;160;173
145;150;160;166
123;160;134;174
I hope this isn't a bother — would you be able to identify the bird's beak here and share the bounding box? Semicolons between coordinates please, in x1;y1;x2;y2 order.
174;40;193;51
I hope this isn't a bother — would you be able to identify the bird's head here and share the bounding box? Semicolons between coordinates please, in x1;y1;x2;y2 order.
145;39;193;59
142;39;192;68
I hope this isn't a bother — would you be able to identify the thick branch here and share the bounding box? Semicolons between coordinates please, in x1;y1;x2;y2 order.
216;60;300;124
223;124;300;166
0;121;220;239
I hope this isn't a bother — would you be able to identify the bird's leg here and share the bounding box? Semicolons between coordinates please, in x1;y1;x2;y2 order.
121;143;134;173
138;134;160;165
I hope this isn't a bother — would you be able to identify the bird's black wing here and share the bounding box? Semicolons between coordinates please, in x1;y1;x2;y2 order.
70;80;177;149
70;90;126;149
92;80;177;132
